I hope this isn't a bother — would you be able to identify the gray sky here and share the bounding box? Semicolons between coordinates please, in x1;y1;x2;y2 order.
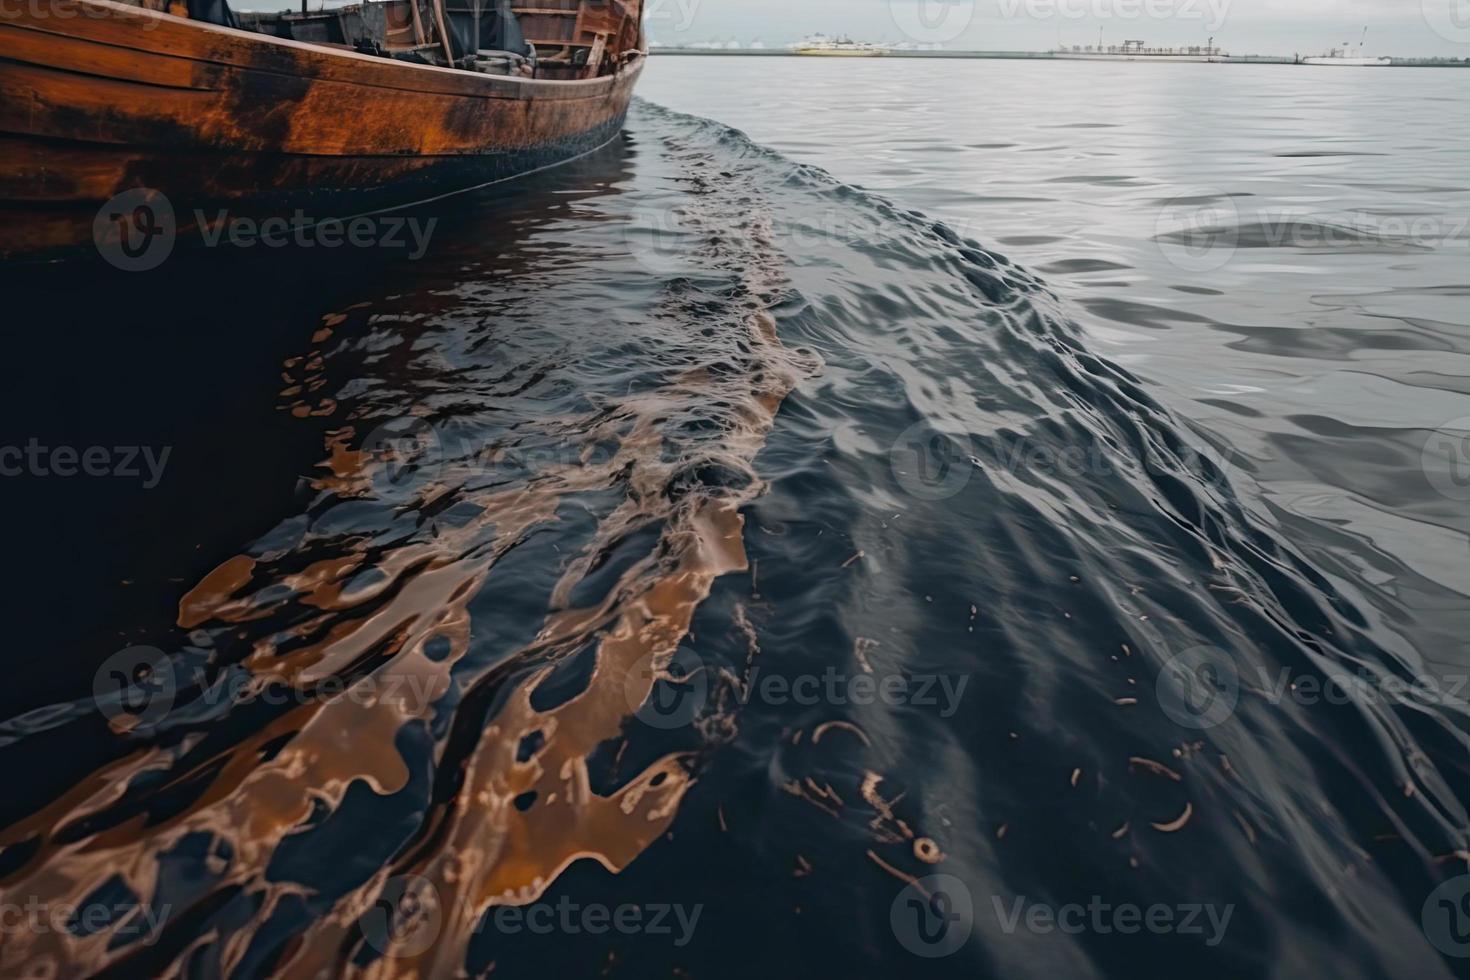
643;0;1470;57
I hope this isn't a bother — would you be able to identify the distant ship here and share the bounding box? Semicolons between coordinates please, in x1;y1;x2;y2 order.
793;34;888;57
1303;28;1390;66
1052;39;1227;63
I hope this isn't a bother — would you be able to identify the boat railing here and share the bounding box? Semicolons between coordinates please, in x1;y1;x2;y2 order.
110;0;643;78
509;0;640;77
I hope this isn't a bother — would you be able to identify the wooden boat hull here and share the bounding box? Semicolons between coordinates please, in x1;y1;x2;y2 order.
0;0;644;259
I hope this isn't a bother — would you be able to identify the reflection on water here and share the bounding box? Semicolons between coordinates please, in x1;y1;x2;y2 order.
642;58;1470;632
0;78;1468;979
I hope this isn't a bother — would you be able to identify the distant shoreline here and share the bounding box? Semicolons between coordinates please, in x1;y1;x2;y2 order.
650;48;1470;68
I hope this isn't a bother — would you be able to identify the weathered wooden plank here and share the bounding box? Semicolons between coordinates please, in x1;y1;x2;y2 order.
0;0;645;256
9;0;625;99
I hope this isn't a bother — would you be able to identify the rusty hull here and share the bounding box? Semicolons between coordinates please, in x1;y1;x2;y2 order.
0;0;645;257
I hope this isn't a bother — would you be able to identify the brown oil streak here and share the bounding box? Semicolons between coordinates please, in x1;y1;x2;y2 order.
0;188;812;977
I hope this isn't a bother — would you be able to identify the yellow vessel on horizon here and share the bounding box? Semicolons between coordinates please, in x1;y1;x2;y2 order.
792;33;888;57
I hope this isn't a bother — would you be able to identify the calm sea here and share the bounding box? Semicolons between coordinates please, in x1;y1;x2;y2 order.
2;56;1468;979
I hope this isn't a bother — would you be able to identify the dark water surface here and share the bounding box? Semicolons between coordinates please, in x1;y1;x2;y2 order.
2;60;1469;980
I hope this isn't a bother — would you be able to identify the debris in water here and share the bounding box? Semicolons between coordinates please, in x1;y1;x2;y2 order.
1151;802;1194;833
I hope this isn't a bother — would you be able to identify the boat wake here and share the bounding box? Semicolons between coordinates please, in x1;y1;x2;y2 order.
0;101;1466;979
